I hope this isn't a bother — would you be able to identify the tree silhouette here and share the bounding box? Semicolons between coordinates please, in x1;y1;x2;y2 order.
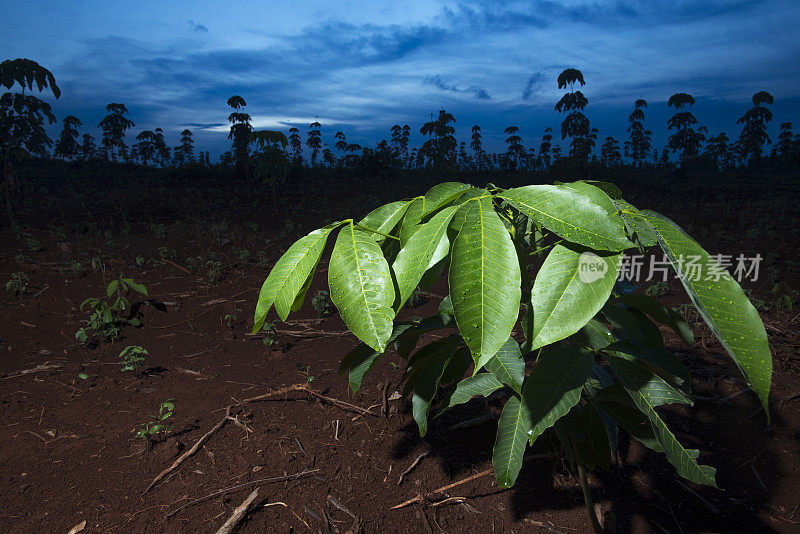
470;125;484;169
704;131;734;170
503;126;524;171
1;59;60;223
54;115;82;160
538;127;553;169
98;103;134;162
133;130;158;166
667;93;702;163
600;136;622;167
555;68;591;165
153;128;170;166
420;109;457;172
227;95;252;178
737;91;773;165
80;133;96;160
776;122;798;166
174;129;194;166
627;99;652;167
251;129;289;211
288;127;303;166
307;120;322;166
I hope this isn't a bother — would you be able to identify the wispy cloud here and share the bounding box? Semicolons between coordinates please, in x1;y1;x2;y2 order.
188;20;208;33
423;74;490;99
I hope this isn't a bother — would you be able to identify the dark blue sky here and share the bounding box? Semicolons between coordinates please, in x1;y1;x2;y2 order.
5;0;800;156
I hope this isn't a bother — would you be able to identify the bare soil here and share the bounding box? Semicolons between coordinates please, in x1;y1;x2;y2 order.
1;170;799;533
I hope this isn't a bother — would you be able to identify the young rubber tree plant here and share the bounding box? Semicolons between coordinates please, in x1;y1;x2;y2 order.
253;181;771;532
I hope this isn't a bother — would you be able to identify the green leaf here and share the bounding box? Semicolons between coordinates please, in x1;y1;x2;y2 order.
357;200;410;243
329;222;396;353
106;280;118;298
523;346;595;445
593;385;663;452
555;403;613;470
438;295;454;317
439;373;504;412
392;206;458;310
253;223;339;332
570;319;615;349
484;337;524;394
422;182;473;217
612;198;657;247
529;244;620;350
642;211;772;417
449;197;521;372
605;352;690;407
498;183;632;251
605;340;690;387
492;395;531;487
399;197;426;246
411;338;461;436
616;369;717;486
615;293;694;346
339;322;417;392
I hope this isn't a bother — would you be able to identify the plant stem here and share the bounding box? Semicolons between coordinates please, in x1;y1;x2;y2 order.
577;460;603;534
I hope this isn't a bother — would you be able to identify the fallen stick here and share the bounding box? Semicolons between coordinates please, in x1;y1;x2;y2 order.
398;448;431;485
144;406;232;494
167;469;319;518
390;453;557;510
1;362;63;380
162;258;190;275
146;383;371;494
215;488;260;534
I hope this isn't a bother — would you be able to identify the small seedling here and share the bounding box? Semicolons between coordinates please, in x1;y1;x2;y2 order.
223;308;242;329
25;238;43;252
646;281;670;297
71;260;82;275
119;345;148;371
207;260;223;285
136;399;175;448
312;290;334;317
149;223;167;239
135;256;146;267
76;275;148;343
260;321;277;350
5;272;29;295
234;248;251;262
77;373;88;380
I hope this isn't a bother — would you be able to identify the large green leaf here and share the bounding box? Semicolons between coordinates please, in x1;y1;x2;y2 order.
492;395;531;487
498;183;632;251
484;337;524;394
392;206;458;310
411;338;462;436
615;293;694;346
529;244;621;350
593;385;663;452
329;222;396;352
449;197;522;371
614;364;717;486
523;346;595;445
605;353;690;407
642;211;772;416
399;197;426;246
439;373;504;412
612;198;657;247
253;223;339;331
422;182;473;217
606;340;690;387
358;200;410;243
338;322;417;392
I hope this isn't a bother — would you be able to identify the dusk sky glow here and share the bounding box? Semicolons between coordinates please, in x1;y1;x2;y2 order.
5;0;800;156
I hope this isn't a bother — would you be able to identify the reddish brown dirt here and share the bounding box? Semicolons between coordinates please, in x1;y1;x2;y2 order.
1;180;800;533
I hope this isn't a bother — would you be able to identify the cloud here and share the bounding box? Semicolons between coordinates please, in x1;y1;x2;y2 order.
423;74;491;99
522;72;547;101
188;20;208;33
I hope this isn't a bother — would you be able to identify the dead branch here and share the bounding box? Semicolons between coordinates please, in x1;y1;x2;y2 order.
215;488;260;534
167;469;318;518
390;453;558;510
